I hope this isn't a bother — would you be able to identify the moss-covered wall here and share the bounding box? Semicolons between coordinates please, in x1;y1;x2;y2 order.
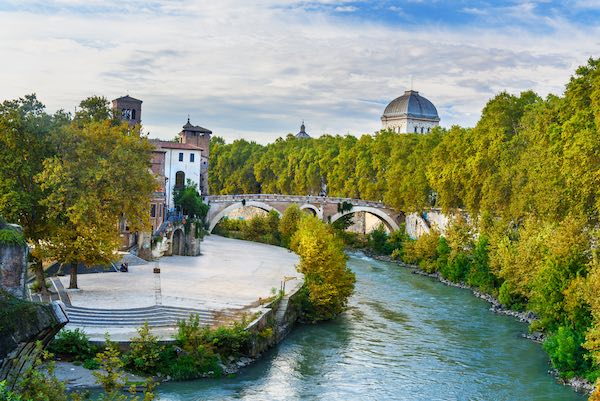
0;292;68;390
0;224;28;299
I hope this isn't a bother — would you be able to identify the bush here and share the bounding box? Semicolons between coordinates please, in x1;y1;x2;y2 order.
543;326;589;378
83;358;100;370
403;231;441;273
498;281;526;311
466;236;497;294
368;224;390;255
0;381;23;401
49;328;97;361
124;322;164;375
440;251;470;282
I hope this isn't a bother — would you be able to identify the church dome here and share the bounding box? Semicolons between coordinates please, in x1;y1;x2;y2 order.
382;90;440;121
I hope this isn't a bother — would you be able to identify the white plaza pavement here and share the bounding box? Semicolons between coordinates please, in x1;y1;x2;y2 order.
60;235;302;312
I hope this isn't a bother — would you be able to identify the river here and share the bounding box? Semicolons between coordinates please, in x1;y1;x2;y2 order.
157;252;587;401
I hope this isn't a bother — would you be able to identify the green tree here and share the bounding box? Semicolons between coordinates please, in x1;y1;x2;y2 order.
0;94;69;294
291;216;355;321
279;204;303;247
37;120;155;289
173;180;209;221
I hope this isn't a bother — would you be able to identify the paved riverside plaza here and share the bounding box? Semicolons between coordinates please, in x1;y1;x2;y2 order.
59;235;302;341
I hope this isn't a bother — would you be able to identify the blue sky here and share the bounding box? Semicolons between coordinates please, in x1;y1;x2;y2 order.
1;0;599;143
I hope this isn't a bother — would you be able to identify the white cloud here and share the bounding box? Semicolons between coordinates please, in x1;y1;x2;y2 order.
0;1;598;144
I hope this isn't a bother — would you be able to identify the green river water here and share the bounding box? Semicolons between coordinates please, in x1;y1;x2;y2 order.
157;252;587;401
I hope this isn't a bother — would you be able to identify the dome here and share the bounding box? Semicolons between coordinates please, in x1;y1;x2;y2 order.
296;122;310;138
382;90;440;121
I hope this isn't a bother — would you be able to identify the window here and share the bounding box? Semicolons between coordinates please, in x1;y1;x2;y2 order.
131;109;136;119
178;152;184;162
421;127;424;134
414;126;418;133
175;171;185;189
151;204;156;218
190;153;195;162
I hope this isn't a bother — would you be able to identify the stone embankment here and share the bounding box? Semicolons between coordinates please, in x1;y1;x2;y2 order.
365;252;595;396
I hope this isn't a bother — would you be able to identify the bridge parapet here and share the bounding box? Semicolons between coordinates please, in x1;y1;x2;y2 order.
204;194;388;209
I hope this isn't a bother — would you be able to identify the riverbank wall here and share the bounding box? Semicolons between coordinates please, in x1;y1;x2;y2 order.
245;283;304;359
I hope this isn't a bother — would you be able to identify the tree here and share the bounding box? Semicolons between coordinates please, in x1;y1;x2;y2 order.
37;120;155;289
278;204;303;247
173;180;209;221
291;216;355;321
0;94;70;295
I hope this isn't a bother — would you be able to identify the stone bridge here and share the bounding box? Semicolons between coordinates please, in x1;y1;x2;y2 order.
204;194;431;236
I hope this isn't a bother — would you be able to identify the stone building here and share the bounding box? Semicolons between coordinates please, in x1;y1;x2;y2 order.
178;118;211;195
112;95;142;126
381;90;440;134
112;95;212;249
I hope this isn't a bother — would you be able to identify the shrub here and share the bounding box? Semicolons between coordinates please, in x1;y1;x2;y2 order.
83;358;100;370
48;328;97;361
0;381;23;401
368;224;390;255
543;326;589;378
498;281;526;311
15;343;68;401
440;251;470;282
466;236;497;294
124;322;164;375
403;230;441;273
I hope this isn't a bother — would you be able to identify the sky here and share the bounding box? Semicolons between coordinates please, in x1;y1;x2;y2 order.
1;0;600;143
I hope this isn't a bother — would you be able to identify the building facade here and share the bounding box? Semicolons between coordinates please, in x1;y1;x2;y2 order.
381;90;440;134
112;96;211;242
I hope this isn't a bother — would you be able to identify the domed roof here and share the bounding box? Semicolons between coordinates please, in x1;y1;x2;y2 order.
296;122;310;138
382;90;439;121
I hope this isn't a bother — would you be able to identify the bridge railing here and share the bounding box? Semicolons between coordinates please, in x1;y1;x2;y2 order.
203;194;389;209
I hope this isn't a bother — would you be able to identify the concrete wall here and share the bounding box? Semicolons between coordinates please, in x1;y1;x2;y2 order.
245;284;303;358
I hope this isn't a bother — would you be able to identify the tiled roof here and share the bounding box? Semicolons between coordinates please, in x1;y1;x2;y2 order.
150;140;203;151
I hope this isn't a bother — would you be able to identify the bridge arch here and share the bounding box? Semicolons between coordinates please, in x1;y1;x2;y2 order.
208;201;282;233
330;206;400;232
299;204;323;219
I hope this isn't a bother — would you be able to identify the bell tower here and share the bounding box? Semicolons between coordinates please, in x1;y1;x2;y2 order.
112;95;142;126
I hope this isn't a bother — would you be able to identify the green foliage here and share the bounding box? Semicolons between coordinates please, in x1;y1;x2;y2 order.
15;343;67;401
93;336;125;394
543;326;589;378
368;224;390;255
331;214;353;231
0;228;25;246
403;231;441;273
0;381;23;401
291;216;356;321
466;236;497;294
174;180;209;221
215;211;281;245
48;328;97;361
279;204;303;247
124;322;164;375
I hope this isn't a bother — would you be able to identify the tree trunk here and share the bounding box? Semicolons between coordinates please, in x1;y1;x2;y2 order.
33;258;49;296
69;263;78;289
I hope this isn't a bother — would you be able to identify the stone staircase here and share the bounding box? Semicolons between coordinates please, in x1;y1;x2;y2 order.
63;304;228;328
